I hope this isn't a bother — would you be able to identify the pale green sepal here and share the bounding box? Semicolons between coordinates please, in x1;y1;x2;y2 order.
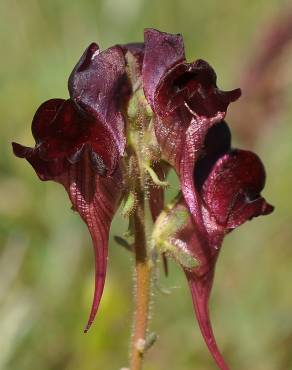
121;191;136;217
152;202;199;270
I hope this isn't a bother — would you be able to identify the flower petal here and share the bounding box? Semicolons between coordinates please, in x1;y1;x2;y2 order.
143;28;185;110
16;98;121;177
12;142;66;180
153;60;240;169
31;98;65;142
201;149;274;229
154;60;241;119
68;43;129;157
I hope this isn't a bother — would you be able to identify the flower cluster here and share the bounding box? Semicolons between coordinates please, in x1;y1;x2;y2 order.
13;29;273;369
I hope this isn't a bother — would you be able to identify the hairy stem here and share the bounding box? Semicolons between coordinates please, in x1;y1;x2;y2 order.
130;182;152;370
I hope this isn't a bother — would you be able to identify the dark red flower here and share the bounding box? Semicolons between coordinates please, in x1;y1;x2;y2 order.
142;29;241;232
188;123;273;370
13;42;129;332
158;131;273;369
143;29;274;370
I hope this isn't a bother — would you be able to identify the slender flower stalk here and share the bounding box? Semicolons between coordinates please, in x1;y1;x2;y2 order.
130;183;152;370
125;59;154;369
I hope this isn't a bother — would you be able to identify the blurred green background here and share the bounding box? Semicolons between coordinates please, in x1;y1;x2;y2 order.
1;0;292;369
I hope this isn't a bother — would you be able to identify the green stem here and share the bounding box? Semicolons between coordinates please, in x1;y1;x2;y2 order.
129;171;152;370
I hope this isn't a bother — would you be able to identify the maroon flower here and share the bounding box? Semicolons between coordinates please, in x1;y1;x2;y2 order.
143;29;274;369
13;42;129;332
190;124;272;369
142;29;241;233
158;126;273;369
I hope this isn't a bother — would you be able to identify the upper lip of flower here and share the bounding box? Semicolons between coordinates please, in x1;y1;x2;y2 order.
13;42;130;180
143;28;241;122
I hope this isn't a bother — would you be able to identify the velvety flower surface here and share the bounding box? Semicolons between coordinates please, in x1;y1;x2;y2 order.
160;131;273;368
195;121;273;232
189;124;272;370
143;29;240;165
142;29;242;234
13;42;128;332
143;29;274;370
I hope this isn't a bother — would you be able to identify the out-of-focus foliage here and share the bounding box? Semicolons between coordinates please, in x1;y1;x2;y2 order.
1;1;292;369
